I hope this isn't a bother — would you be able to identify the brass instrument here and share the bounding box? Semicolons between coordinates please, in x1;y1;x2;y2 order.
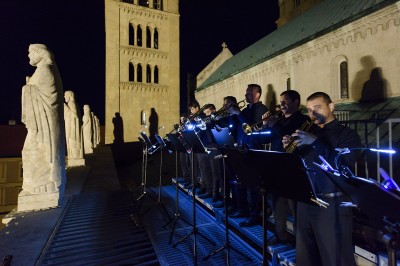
212;99;247;118
283;117;316;153
242;110;283;134
179;104;208;131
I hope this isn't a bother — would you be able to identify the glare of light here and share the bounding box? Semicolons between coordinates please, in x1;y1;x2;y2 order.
187;124;194;130
229;124;233;128
370;148;396;154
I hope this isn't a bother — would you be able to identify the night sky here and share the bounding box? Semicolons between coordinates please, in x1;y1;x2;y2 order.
0;0;278;125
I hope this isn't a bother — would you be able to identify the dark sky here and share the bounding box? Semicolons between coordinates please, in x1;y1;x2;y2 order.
0;0;278;125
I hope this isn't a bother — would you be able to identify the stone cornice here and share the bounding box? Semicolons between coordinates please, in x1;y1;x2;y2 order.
119;3;168;21
120;45;168;60
289;4;400;65
120;82;168;93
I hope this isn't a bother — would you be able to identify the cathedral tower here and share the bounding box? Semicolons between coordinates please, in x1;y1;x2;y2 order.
105;0;180;143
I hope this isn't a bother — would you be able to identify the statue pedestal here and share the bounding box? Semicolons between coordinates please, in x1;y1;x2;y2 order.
67;158;85;167
18;191;62;212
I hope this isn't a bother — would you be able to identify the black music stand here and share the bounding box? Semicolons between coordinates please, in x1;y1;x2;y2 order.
171;130;215;265
319;167;400;266
140;134;172;222
164;133;193;243
204;128;252;264
136;133;156;202
221;148;322;266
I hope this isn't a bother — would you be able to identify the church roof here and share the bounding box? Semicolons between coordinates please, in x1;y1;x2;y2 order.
197;0;397;91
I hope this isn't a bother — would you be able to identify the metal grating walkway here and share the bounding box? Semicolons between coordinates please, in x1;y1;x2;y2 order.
38;190;159;266
138;185;263;265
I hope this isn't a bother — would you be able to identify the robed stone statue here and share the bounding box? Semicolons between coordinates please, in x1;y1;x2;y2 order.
64;90;85;166
19;44;66;211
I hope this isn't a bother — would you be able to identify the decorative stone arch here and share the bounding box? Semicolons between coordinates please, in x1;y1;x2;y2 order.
128;20;139;46
280;73;291;91
330;55;349;100
128;59;140;82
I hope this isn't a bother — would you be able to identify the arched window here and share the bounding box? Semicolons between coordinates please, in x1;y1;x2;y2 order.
129;62;135;82
340;61;349;99
286;78;291;91
154;0;163;10
137;25;142;47
146;65;151;83
154;28;159;49
129;24;135;45
154;66;159;84
139;0;149;7
137;64;142;82
146;26;151;48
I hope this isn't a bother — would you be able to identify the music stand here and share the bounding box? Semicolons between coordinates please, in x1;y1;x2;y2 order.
221;148;321;266
164;133;193;243
204;128;252;264
140;134;172;222
211;128;236;148
171;130;215;265
135;134;156;202
320;168;400;266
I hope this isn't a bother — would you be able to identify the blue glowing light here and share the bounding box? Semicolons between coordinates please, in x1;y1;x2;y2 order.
370;148;396;154
229;124;233;128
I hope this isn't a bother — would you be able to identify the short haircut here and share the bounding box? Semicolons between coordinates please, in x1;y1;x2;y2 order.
248;84;262;95
224;96;237;104
188;100;200;109
203;103;216;111
306;92;332;104
281;90;301;106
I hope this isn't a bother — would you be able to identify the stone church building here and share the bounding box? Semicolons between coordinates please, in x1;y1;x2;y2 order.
195;0;400;114
105;0;180;144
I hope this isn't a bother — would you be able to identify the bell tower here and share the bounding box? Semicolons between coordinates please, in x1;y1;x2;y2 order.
276;0;321;28
105;0;180;143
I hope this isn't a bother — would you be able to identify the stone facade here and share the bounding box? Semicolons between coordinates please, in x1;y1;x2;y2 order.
105;0;180;144
195;3;400;110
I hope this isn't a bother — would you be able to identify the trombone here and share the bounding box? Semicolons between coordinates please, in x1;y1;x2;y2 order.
213;99;247;118
242;110;283;134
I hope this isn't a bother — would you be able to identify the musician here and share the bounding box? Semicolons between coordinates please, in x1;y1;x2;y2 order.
230;84;269;227
196;104;222;202
180;101;200;189
262;90;309;243
212;96;241;211
283;92;361;266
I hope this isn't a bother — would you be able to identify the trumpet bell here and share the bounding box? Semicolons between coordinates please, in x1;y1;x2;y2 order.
242;123;252;134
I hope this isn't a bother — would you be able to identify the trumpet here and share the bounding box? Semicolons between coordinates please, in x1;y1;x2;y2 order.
284;117;316;153
242;110;283;134
179;104;208;131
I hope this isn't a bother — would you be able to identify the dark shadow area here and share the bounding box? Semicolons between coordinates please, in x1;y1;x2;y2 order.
112;112;124;143
360;67;387;103
351;55;376;102
149;108;159;143
265;84;277;111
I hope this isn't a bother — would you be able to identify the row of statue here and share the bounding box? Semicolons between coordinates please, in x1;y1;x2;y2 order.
18;43;100;212
64;91;101;164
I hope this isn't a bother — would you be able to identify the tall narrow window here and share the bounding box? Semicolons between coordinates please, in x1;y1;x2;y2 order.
154;66;159;84
146;26;151;48
129;62;135;82
129;24;135;45
294;0;301;8
154;28;159;49
137;64;142;82
146;65;151;83
137;25;142;47
154;0;163;10
139;0;149;7
340;61;349;99
286;78;291;91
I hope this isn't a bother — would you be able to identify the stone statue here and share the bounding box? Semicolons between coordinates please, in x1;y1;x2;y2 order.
82;105;93;154
91;112;97;149
19;44;66;211
94;115;100;145
64;90;85;166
